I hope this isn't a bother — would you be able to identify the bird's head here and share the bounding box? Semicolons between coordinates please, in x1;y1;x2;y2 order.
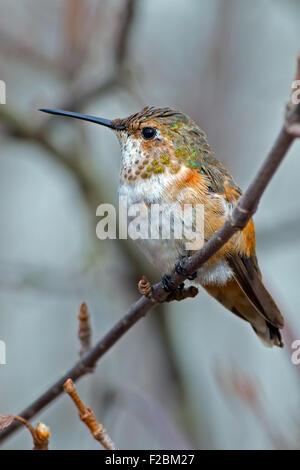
40;106;213;184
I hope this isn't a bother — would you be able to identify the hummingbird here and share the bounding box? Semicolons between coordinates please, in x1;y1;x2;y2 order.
40;106;284;347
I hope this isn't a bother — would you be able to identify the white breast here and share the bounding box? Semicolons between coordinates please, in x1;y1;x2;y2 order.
118;180;233;286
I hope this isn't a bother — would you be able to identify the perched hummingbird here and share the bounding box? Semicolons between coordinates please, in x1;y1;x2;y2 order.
40;106;284;347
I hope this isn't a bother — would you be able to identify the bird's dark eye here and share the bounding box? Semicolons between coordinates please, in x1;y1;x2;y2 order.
141;127;156;140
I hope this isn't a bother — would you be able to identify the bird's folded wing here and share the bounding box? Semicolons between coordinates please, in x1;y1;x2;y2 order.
227;254;284;329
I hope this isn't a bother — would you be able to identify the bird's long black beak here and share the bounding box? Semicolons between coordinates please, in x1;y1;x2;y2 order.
39;108;125;130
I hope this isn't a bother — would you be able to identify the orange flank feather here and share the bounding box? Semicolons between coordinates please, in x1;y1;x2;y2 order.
165;167;256;261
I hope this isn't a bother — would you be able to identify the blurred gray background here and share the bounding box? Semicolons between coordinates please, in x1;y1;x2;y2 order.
0;0;300;450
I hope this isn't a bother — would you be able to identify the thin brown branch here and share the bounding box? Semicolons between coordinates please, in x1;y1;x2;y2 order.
1;59;300;446
0;415;50;450
78;302;92;356
64;379;116;450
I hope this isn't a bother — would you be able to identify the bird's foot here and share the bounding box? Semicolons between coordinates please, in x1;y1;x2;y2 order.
165;285;199;302
161;273;197;302
175;257;198;280
162;274;185;292
161;274;177;293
